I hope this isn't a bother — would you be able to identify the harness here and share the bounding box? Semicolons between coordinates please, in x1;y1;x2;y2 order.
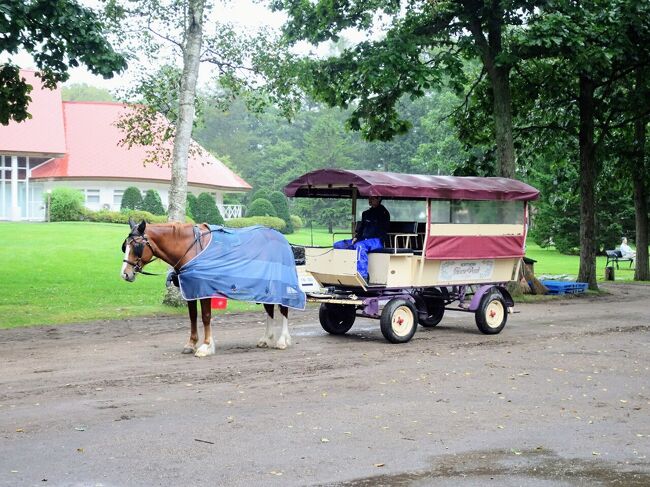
122;225;208;276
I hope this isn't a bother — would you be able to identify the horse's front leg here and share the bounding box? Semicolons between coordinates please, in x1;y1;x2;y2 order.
183;300;199;354
195;298;215;357
274;305;291;350
257;304;276;348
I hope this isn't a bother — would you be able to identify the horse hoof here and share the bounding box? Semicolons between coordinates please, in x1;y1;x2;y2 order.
195;340;215;358
182;346;196;354
256;340;269;348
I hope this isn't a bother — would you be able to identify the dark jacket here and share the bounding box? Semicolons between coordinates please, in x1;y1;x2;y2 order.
356;204;390;241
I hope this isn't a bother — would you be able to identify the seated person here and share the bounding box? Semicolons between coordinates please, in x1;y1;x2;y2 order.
619;237;636;263
334;196;390;280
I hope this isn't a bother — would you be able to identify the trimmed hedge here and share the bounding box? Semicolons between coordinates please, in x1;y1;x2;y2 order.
268;191;293;233
194;193;225;225
48;188;85;221
246;198;277;218
290;214;303;230
186;193;198;219
84;209;168;224
226;216;286;232
121;186;143;211
142;189;165;215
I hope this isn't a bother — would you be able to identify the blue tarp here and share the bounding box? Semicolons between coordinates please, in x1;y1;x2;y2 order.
176;225;306;310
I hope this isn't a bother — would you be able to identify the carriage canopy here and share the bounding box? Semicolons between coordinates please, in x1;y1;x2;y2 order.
283;169;540;201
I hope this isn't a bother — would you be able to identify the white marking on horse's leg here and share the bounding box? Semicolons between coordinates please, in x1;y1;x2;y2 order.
257;312;275;348
275;314;291;349
195;337;215;358
120;243;131;280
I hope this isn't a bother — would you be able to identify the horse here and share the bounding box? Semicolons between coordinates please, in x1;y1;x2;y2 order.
120;218;304;357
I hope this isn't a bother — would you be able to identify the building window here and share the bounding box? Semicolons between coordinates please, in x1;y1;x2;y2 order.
85;189;100;204
113;189;124;206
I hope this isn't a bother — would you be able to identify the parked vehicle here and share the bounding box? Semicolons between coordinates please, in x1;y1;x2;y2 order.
284;169;540;343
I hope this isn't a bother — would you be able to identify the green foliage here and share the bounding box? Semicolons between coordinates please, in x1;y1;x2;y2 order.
47;188;84;221
142;189;165;215
121;186;143;211
226;216;286;232
0;0;126;125
193;193;225;225
290;214;303;231
61;83;115;102
186;193;198;219
83;209;167;224
246;198;277;218
268;191;294;233
250;188;271;203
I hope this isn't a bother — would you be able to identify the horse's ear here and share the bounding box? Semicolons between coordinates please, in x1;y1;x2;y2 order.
137;220;147;234
128;217;136;229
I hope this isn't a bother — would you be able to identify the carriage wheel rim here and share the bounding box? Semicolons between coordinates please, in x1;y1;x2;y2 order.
485;300;504;328
392;306;414;337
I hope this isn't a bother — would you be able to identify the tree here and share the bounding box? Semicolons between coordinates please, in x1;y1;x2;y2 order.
246;199;277;218
186;193;198;219
193;192;224;225
0;0;126;124
142;189;166;215
107;0;302;223
271;0;543;178
121;186;143;211
268;191;294;233
62;83;115;102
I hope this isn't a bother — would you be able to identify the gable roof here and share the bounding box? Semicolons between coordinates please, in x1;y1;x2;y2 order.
31;101;251;191
0;70;66;157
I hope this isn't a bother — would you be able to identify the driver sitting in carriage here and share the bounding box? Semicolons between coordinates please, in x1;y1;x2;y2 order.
334;196;390;280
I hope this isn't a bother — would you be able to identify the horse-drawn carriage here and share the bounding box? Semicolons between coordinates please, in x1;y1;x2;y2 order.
284;169;539;344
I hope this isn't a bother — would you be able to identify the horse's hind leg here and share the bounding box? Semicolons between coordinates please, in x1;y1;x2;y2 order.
257;304;275;348
274;305;291;350
183;300;199;354
195;298;216;357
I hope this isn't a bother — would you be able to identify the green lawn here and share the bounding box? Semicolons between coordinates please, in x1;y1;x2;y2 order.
0;222;639;328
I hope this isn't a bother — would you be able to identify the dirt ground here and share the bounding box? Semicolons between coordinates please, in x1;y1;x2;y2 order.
1;283;649;487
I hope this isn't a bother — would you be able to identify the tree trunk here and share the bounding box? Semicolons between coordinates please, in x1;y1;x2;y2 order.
167;0;205;222
577;74;598;290
632;95;649;280
491;66;516;179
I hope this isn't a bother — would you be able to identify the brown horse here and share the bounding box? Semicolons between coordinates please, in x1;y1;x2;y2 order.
120;219;292;357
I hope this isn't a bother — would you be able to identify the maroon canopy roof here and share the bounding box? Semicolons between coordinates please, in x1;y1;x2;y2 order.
284;169;539;201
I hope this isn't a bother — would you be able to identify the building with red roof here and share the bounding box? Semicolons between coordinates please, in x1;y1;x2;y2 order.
0;70;251;221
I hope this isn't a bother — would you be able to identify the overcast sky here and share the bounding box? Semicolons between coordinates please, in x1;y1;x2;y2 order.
8;0;287;92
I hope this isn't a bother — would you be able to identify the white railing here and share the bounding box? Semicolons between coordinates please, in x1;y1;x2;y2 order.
218;204;243;220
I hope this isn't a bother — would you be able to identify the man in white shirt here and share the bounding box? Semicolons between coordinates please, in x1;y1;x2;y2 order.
620;237;636;264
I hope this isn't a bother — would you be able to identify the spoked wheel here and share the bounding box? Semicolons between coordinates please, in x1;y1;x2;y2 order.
415;289;445;328
319;303;356;335
380;299;418;343
475;290;508;334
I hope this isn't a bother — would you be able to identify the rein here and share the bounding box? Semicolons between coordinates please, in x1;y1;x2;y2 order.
123;225;210;277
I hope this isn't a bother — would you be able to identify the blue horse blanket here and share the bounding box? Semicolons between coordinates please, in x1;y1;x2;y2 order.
176;225;306;310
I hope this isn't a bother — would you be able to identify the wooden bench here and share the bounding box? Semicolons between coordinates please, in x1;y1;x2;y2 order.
605;250;634;269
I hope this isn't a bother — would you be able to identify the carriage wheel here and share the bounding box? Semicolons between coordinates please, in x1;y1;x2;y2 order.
380;299;418;344
475;290;508;334
319;303;356;335
415;289;445;328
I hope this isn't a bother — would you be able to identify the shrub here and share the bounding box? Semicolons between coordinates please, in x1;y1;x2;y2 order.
290;214;303;230
226;216;286;232
246;198;277;218
121;186;143;211
186;193;198;219
142;189;165;215
250;188;271;203
268;191;293;233
48;188;84;221
193;192;225;225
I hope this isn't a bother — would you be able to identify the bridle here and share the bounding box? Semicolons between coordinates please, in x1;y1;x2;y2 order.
122;233;161;276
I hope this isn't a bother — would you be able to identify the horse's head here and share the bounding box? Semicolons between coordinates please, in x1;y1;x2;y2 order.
120;218;155;282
